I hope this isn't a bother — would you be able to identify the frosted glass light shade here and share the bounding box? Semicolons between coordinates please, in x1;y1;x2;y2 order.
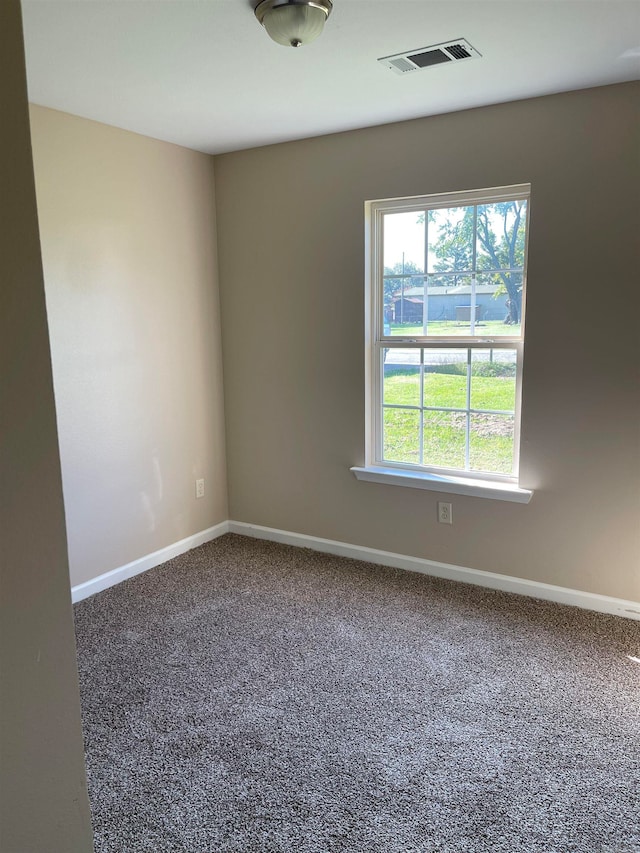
255;0;333;48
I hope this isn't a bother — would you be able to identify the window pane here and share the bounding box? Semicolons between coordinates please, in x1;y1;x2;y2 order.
425;275;476;336
423;349;467;409
388;275;426;335
470;349;517;412
427;206;474;274
475;272;523;336
383;211;425;274
384;350;420;407
383;408;420;464
476;200;527;272
423;411;466;470
469;413;515;474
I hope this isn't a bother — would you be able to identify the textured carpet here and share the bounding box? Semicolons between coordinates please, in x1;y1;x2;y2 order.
73;534;640;853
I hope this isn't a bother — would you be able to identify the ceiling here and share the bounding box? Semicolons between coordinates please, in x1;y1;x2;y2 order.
21;0;640;155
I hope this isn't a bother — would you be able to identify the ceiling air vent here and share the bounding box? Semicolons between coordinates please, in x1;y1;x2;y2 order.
379;38;481;75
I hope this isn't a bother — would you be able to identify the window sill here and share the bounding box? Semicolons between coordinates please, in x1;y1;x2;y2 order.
350;466;533;504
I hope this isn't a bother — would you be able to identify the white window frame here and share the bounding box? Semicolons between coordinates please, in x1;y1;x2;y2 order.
353;184;533;503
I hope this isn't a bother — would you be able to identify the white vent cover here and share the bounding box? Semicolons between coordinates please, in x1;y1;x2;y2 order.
379;38;481;75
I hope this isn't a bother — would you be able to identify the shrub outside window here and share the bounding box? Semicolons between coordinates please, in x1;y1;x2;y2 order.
366;184;530;482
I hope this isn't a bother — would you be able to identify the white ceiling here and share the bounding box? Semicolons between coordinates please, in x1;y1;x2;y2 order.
21;0;640;155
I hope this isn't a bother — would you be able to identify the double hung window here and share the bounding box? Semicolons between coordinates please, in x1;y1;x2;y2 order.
365;185;530;486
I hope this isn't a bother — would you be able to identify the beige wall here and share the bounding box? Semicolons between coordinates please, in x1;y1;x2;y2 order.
215;82;640;602
29;105;228;588
0;2;93;849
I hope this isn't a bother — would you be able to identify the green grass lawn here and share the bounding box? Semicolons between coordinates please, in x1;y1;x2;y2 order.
382;370;515;473
389;320;521;337
383;369;516;411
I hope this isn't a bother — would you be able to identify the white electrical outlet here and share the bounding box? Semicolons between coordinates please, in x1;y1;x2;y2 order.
195;478;205;499
438;501;452;524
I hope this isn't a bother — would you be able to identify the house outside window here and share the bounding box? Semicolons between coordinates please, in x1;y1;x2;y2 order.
364;184;530;488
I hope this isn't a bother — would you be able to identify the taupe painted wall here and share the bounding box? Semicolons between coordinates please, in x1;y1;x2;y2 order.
30;105;228;588
215;83;640;602
0;2;93;849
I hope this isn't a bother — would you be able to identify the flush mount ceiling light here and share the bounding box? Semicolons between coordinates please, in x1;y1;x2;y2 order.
255;0;333;48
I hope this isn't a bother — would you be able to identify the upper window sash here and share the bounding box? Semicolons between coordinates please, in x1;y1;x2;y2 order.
371;184;530;344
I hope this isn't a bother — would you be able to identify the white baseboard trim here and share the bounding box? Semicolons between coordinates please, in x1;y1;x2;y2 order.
71;521;230;603
229;520;640;621
70;518;640;621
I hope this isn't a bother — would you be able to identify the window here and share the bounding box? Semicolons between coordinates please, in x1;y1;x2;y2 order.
359;184;531;499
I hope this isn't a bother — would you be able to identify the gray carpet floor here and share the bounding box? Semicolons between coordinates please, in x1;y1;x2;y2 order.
73;533;640;853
